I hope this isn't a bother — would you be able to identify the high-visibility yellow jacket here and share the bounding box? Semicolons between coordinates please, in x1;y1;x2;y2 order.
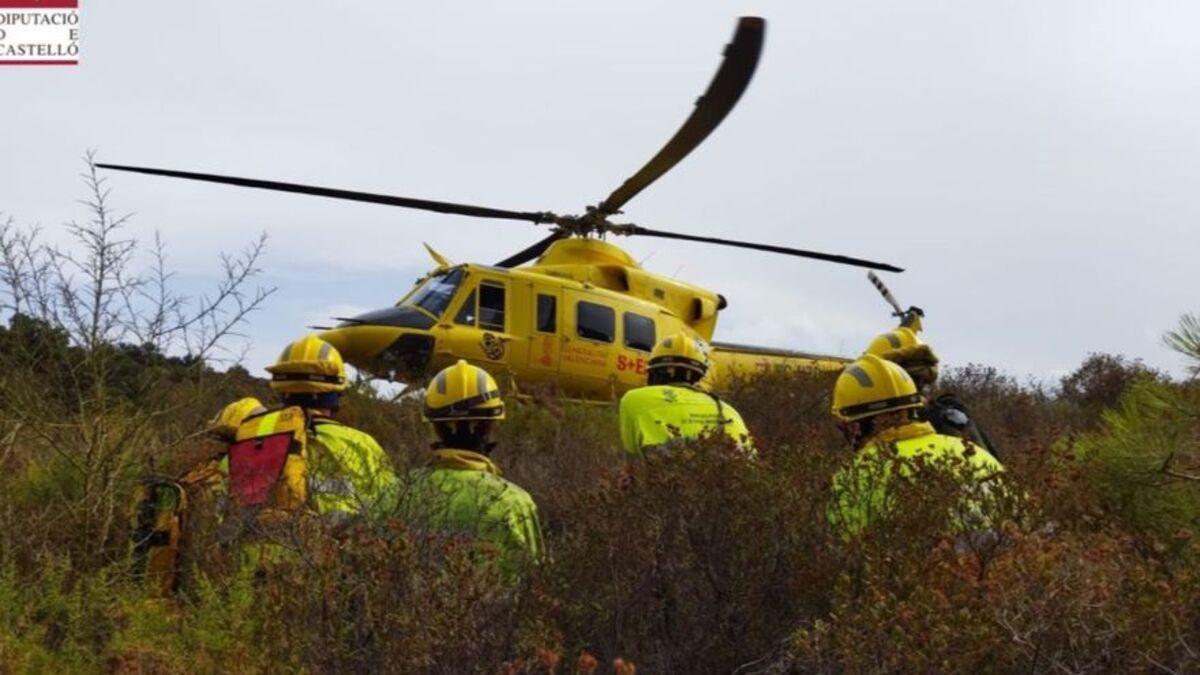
618;384;753;456
829;421;1005;538
402;449;543;574
307;417;398;520
231;409;398;522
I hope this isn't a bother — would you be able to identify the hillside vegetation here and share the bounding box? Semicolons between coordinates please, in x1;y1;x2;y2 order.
2;163;1199;673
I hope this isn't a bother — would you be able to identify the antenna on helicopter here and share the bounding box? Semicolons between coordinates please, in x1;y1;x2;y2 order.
97;17;904;275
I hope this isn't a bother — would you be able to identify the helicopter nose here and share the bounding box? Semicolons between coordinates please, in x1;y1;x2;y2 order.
375;332;436;381
318;325;435;382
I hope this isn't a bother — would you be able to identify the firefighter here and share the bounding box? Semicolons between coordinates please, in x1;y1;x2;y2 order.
618;332;753;457
184;397;268;488
828;354;1005;538
224;335;398;530
865;324;1001;460
209;397;268;443
403;360;543;574
129;397;267;596
186;396;269;511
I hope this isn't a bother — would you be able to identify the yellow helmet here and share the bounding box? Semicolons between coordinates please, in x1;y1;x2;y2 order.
649;332;711;379
266;335;349;394
864;327;940;387
865;326;923;357
207;397;267;442
423;360;505;422
831;354;924;422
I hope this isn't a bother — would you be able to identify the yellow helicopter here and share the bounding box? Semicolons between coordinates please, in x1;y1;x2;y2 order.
98;17;904;398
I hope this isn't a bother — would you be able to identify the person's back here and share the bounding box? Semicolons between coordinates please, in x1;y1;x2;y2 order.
402;360;543;577
827;355;1006;539
619;383;751;456
406;448;542;568
830;419;1004;537
291;411;395;520
618;332;754;457
225;336;397;531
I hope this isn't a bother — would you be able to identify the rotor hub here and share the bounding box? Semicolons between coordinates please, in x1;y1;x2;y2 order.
547;206;638;239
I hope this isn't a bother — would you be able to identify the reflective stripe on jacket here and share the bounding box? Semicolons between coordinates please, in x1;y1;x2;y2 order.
829;421;1005;538
618;384;753;456
403;449;543;575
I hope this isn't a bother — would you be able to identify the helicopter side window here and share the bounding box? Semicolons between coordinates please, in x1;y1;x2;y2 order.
576;301;615;343
623;312;656;352
406;268;464;318
478;282;506;331
454;289;477;326
536;294;557;333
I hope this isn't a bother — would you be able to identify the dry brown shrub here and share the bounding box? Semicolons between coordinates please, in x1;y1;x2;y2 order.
3;328;1199;672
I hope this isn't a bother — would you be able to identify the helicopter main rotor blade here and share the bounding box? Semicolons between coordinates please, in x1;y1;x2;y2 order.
95;163;553;223
596;17;765;217
495;231;568;268
627;225;904;272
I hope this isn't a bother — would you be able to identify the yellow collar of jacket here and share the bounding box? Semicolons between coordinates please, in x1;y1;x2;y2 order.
431;449;501;476
862;421;936;448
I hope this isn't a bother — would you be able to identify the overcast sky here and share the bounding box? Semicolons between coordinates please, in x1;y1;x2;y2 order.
4;1;1198;380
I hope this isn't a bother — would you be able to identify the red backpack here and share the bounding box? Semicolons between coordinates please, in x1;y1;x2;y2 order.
227;406;310;513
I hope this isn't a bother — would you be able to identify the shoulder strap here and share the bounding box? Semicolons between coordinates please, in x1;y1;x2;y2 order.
933;392;970;414
231;405;311;447
305;412;345;453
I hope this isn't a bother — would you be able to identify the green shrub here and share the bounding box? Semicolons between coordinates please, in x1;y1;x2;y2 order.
1076;378;1200;540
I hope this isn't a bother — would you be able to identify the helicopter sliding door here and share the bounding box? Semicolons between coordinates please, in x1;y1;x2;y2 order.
613;310;656;390
561;289;618;397
527;284;561;377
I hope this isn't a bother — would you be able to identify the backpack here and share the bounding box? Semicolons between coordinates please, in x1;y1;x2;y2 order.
926;393;1002;462
127;406;317;596
226;406;311;517
130;478;189;597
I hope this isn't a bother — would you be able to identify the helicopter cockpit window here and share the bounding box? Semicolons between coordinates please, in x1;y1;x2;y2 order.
406;268;464;318
577;301;615;343
454;289;477;326
478;282;506;331
623;312;656;352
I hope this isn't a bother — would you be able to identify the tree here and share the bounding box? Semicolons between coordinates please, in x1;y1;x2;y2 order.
1165;312;1200;377
0;153;274;565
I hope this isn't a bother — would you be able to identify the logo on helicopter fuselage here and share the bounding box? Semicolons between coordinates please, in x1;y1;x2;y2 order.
480;333;505;360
